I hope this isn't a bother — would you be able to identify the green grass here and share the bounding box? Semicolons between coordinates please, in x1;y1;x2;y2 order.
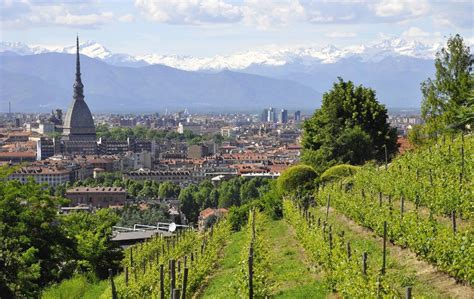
201;220;328;298
265;220;328;298
200;230;246;298
41;275;108;299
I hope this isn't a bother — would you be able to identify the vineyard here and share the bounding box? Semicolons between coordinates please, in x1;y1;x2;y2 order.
44;135;473;298
100;219;231;298
315;134;473;284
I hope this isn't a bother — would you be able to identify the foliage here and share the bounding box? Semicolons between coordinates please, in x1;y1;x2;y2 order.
320;164;360;183
0;178;73;297
116;204;169;227
179;185;200;223
96;124;214;145
421;34;473;134
61;209;124;279
317;182;473;284
41;274;108;299
158;181;181;199
277;164;318;194
284;199;399;297
302;77;398;174
107;219;231;298
353;134;472;218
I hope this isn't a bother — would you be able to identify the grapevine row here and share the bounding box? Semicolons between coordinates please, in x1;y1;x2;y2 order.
104;219;231;298
283;199;401;297
317;184;473;284
235;209;272;298
354;135;472;219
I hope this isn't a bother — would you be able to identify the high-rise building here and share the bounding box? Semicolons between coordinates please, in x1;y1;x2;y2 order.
261;108;268;122
61;37;97;154
279;109;288;123
267;107;276;123
294;110;301;122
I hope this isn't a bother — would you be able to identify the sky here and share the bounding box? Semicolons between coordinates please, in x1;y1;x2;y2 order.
1;0;473;57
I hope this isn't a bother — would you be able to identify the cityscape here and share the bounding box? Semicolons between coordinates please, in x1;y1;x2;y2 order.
0;1;472;298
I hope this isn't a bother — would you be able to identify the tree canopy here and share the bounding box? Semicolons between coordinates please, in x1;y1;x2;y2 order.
421;34;473;134
302;78;398;174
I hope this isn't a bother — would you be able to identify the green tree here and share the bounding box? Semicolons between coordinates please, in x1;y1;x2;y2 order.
61;209;123;279
158;181;181;199
302;78;398;173
0;179;73;297
178;185;199;223
421;34;473;134
240;179;260;204
218;179;241;208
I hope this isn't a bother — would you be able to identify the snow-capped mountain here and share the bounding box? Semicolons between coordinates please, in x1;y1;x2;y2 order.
0;38;448;71
2;38;471;109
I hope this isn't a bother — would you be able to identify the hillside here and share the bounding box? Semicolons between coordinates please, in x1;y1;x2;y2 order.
42;134;473;298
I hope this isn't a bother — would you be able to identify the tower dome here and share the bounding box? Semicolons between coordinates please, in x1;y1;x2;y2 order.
62;36;96;142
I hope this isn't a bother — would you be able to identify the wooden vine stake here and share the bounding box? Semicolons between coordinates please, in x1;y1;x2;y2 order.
362;252;368;276
384;144;388;171
452;211;457;235
169;259;176;299
249;246;254;299
172;289;180;299
347;241;351;259
159;264;164;299
181;267;189;299
325;194;331;223
379;192;382;208
382;221;387;275
406;286;413;299
400;195;405;219
108;269;117;299
125;266;128;286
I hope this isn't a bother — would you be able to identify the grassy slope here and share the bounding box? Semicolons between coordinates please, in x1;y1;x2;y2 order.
200;231;246;298
41;275;108;299
200;220;328;298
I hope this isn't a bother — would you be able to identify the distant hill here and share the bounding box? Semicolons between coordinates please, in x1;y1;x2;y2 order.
0;53;321;113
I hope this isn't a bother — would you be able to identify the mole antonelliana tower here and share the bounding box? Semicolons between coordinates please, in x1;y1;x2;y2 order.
61;36;97;154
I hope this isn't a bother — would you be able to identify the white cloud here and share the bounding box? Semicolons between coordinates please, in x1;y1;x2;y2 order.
325;31;357;38
241;0;306;29
1;0;116;29
134;0;242;24
402;27;430;38
372;0;430;18
118;14;134;23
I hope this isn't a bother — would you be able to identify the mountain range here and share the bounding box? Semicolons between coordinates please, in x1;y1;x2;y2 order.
2;38;468;112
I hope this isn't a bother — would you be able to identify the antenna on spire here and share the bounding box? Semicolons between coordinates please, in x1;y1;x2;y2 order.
73;35;84;100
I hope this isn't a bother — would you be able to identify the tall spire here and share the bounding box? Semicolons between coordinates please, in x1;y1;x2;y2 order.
73;35;84;101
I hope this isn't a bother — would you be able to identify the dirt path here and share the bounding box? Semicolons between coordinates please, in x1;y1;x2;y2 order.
322;207;473;298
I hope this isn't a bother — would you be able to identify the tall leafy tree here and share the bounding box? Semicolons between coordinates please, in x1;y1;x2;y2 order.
61;209;123;279
0;179;73;297
421;34;472;133
158;181;181;199
178;185;199;223
302;78;398;173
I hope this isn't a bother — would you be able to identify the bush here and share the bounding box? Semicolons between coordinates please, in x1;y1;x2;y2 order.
320;164;360;183
277;164;318;195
